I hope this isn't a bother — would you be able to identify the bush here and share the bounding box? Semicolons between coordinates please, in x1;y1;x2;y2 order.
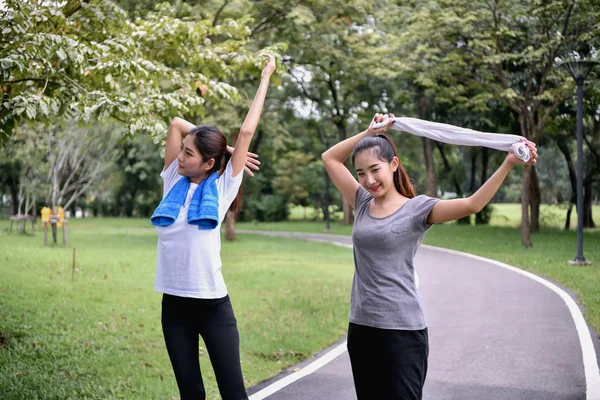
239;194;289;222
475;203;494;225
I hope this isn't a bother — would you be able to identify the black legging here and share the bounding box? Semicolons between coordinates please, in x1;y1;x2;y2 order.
347;323;429;400
161;294;247;400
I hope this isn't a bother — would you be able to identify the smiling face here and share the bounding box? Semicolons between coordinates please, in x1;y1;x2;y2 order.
354;147;399;198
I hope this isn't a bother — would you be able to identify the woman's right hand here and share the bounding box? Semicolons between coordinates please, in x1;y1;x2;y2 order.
367;113;395;135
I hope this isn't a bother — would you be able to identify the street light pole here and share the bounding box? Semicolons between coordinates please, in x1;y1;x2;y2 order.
573;76;586;264
564;60;598;265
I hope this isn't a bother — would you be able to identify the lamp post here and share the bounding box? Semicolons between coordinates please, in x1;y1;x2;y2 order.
563;60;598;265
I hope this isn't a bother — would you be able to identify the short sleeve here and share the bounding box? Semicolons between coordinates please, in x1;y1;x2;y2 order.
217;159;244;210
161;160;183;198
354;186;372;214
412;195;440;231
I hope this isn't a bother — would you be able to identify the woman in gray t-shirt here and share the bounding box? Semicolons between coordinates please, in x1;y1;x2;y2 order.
322;113;537;399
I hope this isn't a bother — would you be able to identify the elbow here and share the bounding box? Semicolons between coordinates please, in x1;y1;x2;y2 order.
239;129;254;139
169;117;183;130
466;198;481;215
170;117;180;126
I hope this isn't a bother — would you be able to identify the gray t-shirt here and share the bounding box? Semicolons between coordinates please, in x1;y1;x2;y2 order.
350;186;440;330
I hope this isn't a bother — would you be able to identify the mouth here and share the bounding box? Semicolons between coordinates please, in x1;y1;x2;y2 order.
178;163;184;169
368;184;381;192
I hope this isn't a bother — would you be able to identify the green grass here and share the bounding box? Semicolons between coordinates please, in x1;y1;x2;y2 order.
0;218;354;399
3;204;600;399
239;205;600;336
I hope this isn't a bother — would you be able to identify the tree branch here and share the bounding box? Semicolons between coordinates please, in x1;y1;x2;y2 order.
213;1;229;27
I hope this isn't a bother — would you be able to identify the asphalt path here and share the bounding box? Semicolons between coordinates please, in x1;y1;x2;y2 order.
240;230;600;400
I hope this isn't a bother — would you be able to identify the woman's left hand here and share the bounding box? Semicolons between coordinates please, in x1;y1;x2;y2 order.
261;53;276;80
507;139;537;166
227;146;261;177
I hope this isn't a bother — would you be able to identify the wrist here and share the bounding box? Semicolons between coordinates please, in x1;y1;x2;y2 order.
503;156;517;168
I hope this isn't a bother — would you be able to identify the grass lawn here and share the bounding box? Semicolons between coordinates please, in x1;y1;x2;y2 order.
2;204;599;399
239;204;600;336
0;218;354;399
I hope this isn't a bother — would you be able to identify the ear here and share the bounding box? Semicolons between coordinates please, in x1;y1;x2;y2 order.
391;156;399;172
203;158;215;171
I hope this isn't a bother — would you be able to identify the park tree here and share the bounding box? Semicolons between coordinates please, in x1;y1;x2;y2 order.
0;0;267;145
392;0;600;246
279;0;402;224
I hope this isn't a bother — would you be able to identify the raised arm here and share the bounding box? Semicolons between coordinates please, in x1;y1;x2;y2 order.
322;114;395;208
230;54;276;178
165;117;195;169
427;140;537;224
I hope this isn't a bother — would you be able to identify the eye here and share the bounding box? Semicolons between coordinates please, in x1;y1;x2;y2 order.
372;169;379;173
357;172;364;177
186;151;193;156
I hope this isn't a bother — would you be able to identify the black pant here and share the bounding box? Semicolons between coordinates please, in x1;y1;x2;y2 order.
347;323;429;400
161;294;247;400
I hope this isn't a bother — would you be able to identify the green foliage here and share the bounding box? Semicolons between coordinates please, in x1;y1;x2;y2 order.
0;0;277;144
241;194;290;222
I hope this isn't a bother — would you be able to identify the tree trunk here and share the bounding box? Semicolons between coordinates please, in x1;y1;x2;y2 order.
565;199;574;230
475;148;490;225
584;180;596;228
480;147;489;188
10;185;18;215
529;166;541;233
423;138;437;197
419;93;437;197
521;166;532;247
557;137;577;230
469;148;478;194
335;121;353;225
225;211;237;241
436;142;470;224
250;128;264;154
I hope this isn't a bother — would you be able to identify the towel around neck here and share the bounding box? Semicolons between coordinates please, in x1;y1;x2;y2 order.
150;172;220;230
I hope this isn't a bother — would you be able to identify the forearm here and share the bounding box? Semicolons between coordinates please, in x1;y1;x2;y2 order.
322;129;371;164
469;158;514;212
239;78;270;137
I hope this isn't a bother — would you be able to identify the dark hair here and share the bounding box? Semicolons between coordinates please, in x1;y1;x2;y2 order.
187;125;242;212
351;134;416;198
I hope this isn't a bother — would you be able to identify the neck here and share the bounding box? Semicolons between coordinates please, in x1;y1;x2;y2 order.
372;188;404;206
189;174;208;184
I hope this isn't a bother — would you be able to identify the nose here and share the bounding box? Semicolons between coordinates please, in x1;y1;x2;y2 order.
365;175;376;186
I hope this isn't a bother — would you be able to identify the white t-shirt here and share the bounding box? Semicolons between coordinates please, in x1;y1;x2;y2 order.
154;159;243;299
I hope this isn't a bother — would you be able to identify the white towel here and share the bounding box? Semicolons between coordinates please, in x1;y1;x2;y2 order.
371;117;531;162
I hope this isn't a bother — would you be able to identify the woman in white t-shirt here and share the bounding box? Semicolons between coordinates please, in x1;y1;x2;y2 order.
154;54;276;400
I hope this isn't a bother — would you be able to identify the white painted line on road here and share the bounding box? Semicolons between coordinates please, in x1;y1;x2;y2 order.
248;341;348;400
422;244;600;400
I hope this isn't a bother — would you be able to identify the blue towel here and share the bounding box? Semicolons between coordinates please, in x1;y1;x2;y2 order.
150;172;220;230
